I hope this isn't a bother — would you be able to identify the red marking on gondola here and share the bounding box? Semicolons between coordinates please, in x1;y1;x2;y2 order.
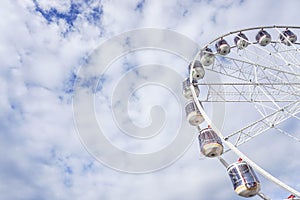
288;194;295;199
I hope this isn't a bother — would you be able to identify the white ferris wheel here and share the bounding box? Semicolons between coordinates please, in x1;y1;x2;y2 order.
183;26;300;200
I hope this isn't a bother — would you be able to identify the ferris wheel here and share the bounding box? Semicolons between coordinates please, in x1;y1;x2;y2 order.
183;26;300;199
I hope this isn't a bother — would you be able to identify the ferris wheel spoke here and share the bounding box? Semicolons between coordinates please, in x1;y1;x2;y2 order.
230;50;299;85
211;54;300;88
224;100;300;146
202;57;300;101
255;84;281;109
270;43;300;74
231;53;299;79
197;82;300;103
271;29;300;75
237;44;285;73
252;100;278;114
225;110;300;155
257;192;271;200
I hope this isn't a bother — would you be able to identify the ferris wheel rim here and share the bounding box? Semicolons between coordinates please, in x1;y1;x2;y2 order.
189;25;300;198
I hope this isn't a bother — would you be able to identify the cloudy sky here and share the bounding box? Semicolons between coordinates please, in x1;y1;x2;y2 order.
1;0;300;199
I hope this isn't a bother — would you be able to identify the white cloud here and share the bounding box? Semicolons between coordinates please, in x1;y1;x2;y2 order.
34;0;71;13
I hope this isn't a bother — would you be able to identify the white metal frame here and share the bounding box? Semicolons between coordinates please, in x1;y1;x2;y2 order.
189;26;300;199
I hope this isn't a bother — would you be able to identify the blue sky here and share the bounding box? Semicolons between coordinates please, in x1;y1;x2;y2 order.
1;0;300;199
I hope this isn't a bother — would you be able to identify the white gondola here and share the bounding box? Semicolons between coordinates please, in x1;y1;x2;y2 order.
227;160;261;198
215;39;230;55
182;78;200;100
280;29;297;46
198;127;223;158
234;33;249;49
256;30;271;46
185;101;204;126
200;47;215;66
188;60;205;80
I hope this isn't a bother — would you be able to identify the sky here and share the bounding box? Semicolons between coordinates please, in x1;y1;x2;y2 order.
1;0;300;200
